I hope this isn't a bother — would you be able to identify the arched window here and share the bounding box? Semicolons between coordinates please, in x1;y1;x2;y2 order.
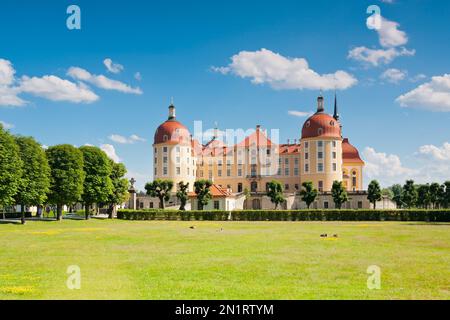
237;183;243;193
251;181;258;192
318;128;323;135
163;135;168;142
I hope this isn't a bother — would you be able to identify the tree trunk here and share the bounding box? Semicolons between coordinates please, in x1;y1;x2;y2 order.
373;202;376;210
85;204;90;220
160;197;165;209
56;204;63;221
107;204;116;219
21;204;25;225
274;203;278;210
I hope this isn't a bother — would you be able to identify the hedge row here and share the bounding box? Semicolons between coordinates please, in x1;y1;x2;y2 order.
0;212;33;219
117;209;450;222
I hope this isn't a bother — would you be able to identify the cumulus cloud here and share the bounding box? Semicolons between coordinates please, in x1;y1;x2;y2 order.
68;67;142;95
363;147;417;186
103;58;124;74
0;59;26;106
396;74;450;112
20;75;99;103
0;120;14;129
288;110;314;117
213;48;357;91
134;72;142;81
100;144;121;163
418;142;450;161
409;74;427;83
109;134;146;144
348;46;415;67
349;14;414;67
380;68;407;83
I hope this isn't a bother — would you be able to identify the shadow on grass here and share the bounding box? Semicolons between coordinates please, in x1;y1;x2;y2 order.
405;222;450;226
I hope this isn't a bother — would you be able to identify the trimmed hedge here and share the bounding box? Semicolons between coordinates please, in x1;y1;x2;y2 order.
0;212;33;219
117;209;450;222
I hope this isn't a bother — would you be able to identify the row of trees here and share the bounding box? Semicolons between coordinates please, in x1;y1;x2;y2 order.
145;179;213;210
385;180;450;209
0;124;129;222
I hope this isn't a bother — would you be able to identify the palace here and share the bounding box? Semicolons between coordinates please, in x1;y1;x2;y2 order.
142;95;387;210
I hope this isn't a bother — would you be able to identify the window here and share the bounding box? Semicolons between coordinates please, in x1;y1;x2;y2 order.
163;147;168;153
305;164;309;173
285;168;289;176
305;152;309;160
218;170;222;177
332;141;337;148
200;170;204;177
176;167;180;175
163;135;168;142
318;163;324;172
358;201;363;209
163;156;168;164
154;157;157;164
208;171;213;180
318;181;323;192
176;157;180;164
285;158;289;165
277;167;282;176
285;184;289;190
150;202;154;209
163;167;168;175
295;184;299;191
154;168;157;175
214;201;220;210
332;163;337;172
318;151;323;159
227;169;231;176
238;183;243;193
218;160;223;166
251;182;258;192
305;142;309;148
238;168;242;177
324;201;329;209
294;167;299;176
352;176;357;187
332;152;337;159
317;128;323;135
176;146;180;153
294;158;299;165
317;141;323;148
140;202;144;209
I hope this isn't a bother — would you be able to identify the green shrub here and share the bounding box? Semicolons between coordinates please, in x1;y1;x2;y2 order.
116;209;450;222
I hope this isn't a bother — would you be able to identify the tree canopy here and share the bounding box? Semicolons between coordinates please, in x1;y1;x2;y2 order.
267;180;285;209
331;180;348;209
46;144;85;220
300;181;318;209
145;179;174;209
367;180;382;209
107;160;129;218
176;181;190;211
194;179;212;210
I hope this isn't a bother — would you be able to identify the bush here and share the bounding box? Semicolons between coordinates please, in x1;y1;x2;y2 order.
0;212;33;219
116;209;450;222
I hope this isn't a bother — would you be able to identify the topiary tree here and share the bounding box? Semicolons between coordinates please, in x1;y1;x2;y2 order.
267;180;285;209
79;146;113;220
0;124;23;218
14;136;50;224
402;180;418;208
176;181;189;211
429;183;441;209
390;184;403;208
194;179;212;210
106;160;129;218
331;180;348;209
300;181;318;209
145;179;174;209
367;180;382;210
417;184;431;209
46;145;85;220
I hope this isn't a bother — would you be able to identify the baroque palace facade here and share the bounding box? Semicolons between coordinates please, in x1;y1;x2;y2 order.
140;95;386;210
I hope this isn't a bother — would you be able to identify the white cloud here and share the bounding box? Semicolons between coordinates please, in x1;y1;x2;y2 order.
103;58;124;74
380;68;407;83
288;110;313;117
0;120;14;129
418;142;450;161
380;0;394;3
0;59;16;86
0;59;26;106
134;72;142;81
109;134;146;144
213;48;357;91
409;74;427;83
19;75;99;103
396;74;450;112
348;46;415;67
363;147;417;186
100;144;121;162
67;67;143;95
367;15;408;48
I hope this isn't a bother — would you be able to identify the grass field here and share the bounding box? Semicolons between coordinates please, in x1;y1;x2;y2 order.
0;219;449;300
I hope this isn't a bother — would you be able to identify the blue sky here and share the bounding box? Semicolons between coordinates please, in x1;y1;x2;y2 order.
1;0;449;190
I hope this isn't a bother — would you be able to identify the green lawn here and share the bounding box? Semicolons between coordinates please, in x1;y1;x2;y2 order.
0;219;449;300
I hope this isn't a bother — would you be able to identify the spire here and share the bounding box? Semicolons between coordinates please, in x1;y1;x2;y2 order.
317;92;324;113
333;91;340;121
168;98;176;120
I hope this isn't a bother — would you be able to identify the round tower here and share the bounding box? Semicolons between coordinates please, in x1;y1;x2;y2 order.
153;102;196;191
300;95;343;192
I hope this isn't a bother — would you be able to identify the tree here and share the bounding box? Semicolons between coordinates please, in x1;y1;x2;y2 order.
145;179;174;209
390;184;403;208
14;136;50;224
331;181;348;209
443;181;450;209
367;180;382;210
176;182;190;211
0;125;23;217
402;180;418;208
267;180;285;209
194;179;212;210
381;188;394;200
417;184;431;209
46;145;85;220
79;146;113;220
106;160;129;218
429;183;441;209
300;181;318;209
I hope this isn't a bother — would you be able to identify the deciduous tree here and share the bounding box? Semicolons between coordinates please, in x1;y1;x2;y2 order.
267;180;285;209
402;180;418;208
367;180;382;210
331;181;348;209
145;179;174;209
176;182;189;211
194;179;212;210
300;181;318;209
107;160;129;218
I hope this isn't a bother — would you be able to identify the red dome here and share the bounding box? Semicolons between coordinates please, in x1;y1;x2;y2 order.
342;138;364;164
154;120;191;145
301;112;341;139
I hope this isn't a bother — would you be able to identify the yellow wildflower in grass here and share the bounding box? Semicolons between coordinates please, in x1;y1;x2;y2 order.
0;286;35;295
